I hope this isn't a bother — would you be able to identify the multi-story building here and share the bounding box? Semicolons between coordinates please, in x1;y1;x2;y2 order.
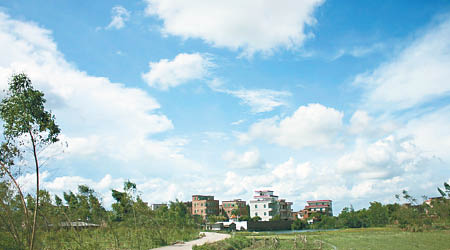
222;199;248;219
304;200;333;217
249;190;293;221
192;195;219;219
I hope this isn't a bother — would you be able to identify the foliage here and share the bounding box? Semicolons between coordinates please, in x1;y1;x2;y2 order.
291;218;308;230
269;214;281;221
207;215;228;224
0;73;61;250
251;216;262;222
193;236;251;250
0;180;200;249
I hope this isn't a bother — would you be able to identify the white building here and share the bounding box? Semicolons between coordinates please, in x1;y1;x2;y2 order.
249;190;292;221
150;203;167;210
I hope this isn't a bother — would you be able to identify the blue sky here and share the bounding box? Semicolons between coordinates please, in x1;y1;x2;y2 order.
1;0;450;213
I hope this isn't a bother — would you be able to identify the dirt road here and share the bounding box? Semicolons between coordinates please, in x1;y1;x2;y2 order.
151;232;230;250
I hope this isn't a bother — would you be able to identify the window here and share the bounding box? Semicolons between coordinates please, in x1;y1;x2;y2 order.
255;205;257;208
264;204;266;208
255;212;258;216
264;212;266;216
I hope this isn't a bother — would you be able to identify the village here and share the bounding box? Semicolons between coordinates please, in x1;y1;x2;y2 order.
151;190;333;231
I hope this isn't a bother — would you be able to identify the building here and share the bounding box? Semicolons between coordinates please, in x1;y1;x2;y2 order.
183;201;192;215
305;200;333;216
192;195;219;219
150;203;167;211
222;199;248;219
249;190;293;221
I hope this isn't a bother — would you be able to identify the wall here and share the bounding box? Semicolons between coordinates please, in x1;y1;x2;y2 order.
247;220;293;231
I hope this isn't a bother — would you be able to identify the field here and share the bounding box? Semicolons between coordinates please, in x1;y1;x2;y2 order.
196;228;450;250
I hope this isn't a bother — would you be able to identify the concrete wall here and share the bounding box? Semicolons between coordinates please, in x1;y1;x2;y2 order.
247;220;293;231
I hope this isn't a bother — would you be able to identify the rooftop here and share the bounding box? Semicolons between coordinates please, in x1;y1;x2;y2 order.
307;200;332;203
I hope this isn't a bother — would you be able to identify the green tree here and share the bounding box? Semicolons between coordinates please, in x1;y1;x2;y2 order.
0;73;60;250
437;182;450;198
367;201;389;227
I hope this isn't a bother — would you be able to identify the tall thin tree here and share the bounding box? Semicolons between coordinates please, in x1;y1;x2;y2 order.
0;73;60;250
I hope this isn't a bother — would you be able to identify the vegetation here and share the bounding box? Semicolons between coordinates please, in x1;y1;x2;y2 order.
0;74;199;250
197;228;450;250
0;73;60;250
0;179;200;249
291;184;450;232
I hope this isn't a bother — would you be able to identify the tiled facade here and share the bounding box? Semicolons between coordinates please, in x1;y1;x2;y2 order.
192;195;219;219
222;199;248;219
305;200;333;216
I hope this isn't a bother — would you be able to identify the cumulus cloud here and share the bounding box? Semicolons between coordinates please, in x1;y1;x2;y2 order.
354;17;450;111
223;149;263;169
337;136;421;180
400;105;450;162
106;6;130;30
142;53;213;90
0;12;202;176
243;103;343;148
144;0;324;56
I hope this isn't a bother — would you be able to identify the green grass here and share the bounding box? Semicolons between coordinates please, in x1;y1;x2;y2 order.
305;228;450;250
231;228;450;250
38;226;200;250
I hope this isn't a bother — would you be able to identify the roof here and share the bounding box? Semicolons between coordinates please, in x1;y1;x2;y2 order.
222;199;245;203
307;200;332;203
254;190;274;192
305;205;330;208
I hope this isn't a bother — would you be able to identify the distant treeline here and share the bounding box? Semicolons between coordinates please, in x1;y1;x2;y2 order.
0;180;200;250
292;183;450;232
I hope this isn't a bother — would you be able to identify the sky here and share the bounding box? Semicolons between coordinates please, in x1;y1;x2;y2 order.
0;0;450;213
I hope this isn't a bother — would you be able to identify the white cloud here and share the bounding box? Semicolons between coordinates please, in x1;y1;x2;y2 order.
209;78;291;113
0;12;202;175
332;43;384;61
142;53;213;90
354;17;450;111
106;6;130;30
145;0;324;56
400;105;450;162
231;119;245;126
349;110;372;134
337;136;421;180
223;149;263;169
244;103;343;148
226;89;291;113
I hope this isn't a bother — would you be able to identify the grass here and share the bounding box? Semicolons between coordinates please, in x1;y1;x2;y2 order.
305;227;450;250
38;226;200;250
222;227;450;250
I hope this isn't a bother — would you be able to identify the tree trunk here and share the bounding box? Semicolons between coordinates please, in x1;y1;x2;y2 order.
29;131;39;250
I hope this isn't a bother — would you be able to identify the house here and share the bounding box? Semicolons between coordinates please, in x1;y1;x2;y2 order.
222;199;248;219
304;200;333;216
192;195;219;219
249;190;293;221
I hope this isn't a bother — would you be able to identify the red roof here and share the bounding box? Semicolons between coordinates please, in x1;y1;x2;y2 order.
307;200;332;203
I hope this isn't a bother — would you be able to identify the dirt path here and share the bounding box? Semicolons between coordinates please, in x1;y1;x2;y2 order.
151;232;230;250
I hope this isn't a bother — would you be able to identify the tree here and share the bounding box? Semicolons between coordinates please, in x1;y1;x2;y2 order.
0;73;60;250
437;182;450;198
250;216;262;222
367;201;389;227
